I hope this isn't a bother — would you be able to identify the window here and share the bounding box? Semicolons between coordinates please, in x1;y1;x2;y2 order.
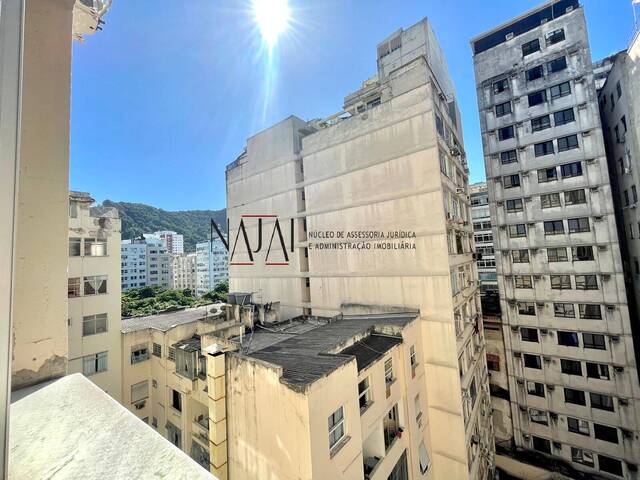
568;218;589;233
131;345;149;364
557;331;579;347
69;201;78;218
328;406;345;450
168;347;175;362
554;108;575;127
615;125;621;143
152;379;157;388
572;447;594;467
495;101;511;117
565;189;586;205
69;237;81;256
509;224;527;238
528;90;546;107
568;417;590;436
493;78;509;93
586;362;609;380
84;275;107;295
522;38;540;56
534;140;554;157
531;115;551;132
572;245;593;261
171;389;182;412
622;115;627;133
409;345;418;370
561;161;582;178
152;417;158;428
166;421;181;449
594;424;618;443
82;313;107;336
131;380;149;404
84;237;107;256
544;220;564;235
506;198;523;212
515;275;533;289
521;327;539;342
532;436;551;454
538;167;557;183
498;125;515;141
561;359;582;376
512;249;529;263
590;393;614;412
541;193;561;208
358;378;372;411
487;354;500;371
384;358;393;383
152;343;162;357
547;56;567;73
546;28;565;45
68;277;81;298
526;65;544;81
550;81;571;99
616;81;622;98
414;395;423;425
558;135;579;152
575;275;598;290
529;409;548;425
418;441;430;474
583;333;606;350
83;351;107;376
599;455;623;476
500;150;517;164
554;303;575;318
527;381;545;397
551;275;571;290
633;185;638;203
518;302;535;316
503;174;520;188
564;388;586;406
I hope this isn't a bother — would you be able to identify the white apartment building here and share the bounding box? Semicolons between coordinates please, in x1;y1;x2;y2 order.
598;29;640;331
121;235;172;291
172;252;198;291
68;191;123;401
196;240;228;297
226;19;494;479
471;182;498;295
155;230;184;255
472;1;640;478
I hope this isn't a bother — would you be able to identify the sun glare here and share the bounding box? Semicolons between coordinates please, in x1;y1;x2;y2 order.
252;0;290;49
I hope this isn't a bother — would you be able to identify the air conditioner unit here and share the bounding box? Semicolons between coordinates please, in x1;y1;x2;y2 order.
586;158;596;164
517;379;525;386
624;167;632;175
610;335;620;343
543;356;551;363
505;32;514;41
581;130;591;137
511;326;519;332
590;186;599;192
627;463;638;472
134;400;146;410
631;203;637;209
546;384;555;391
524;197;532;203
614;365;625;373
456;187;464;194
618;398;629;406
553;441;562;449
549;412;558;420
606;304;616;310
602;274;611;280
496;201;504;206
513;351;522;357
598;245;608;251
519;405;527;412
594;216;604;221
540;328;549;335
522;433;531;440
537;302;545;308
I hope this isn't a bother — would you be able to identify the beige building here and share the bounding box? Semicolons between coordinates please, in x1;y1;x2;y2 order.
121;305;241;472
68;191;123;400
173;252;198;291
472;1;640;478
225;18;493;479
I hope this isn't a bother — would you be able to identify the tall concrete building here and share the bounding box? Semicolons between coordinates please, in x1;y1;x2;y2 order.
155;230;185;255
472;1;640;478
68;192;123;401
470;182;498;295
173;252;198;291
226;19;494;479
196;239;228;297
598;29;640;332
121;235;172;291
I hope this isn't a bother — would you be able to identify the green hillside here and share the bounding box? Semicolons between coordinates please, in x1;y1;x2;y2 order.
102;200;226;252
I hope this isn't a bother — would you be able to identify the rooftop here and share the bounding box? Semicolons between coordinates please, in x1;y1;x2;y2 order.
10;374;215;479
236;312;416;389
122;305;224;333
340;334;403;372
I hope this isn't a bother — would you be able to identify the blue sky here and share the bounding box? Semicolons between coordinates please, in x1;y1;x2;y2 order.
70;0;638;211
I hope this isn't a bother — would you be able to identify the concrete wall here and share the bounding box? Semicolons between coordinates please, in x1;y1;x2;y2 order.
11;0;77;390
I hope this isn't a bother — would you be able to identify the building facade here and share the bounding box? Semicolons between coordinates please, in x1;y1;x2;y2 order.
196;239;228;297
155;230;184;255
598;30;640;335
226;19;494;479
68;192;122;401
472;1;640;478
173;252;198;291
121;235;172;291
471;182;498;295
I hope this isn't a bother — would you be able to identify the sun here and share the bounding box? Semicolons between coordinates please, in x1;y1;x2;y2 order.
252;0;291;49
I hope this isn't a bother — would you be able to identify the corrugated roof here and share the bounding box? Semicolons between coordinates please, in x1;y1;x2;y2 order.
122;306;222;334
243;312;416;388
